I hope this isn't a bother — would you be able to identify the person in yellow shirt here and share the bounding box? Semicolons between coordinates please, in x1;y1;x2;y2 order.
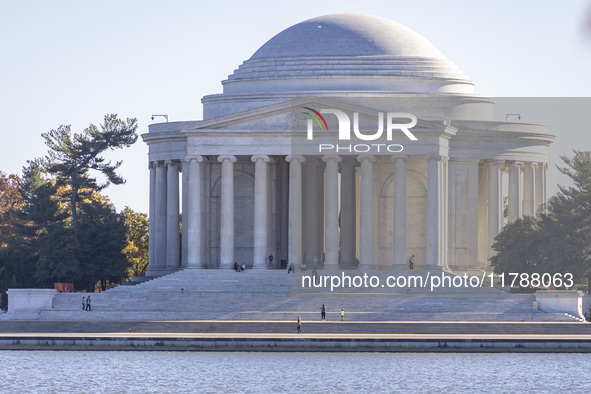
341;308;344;321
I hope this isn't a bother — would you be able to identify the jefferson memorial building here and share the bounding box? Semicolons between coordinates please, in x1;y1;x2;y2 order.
142;14;553;277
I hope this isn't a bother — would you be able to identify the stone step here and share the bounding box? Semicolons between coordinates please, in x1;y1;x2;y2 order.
0;320;588;335
3;270;574;323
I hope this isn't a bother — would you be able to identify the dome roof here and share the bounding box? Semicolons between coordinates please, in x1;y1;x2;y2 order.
250;14;446;60
219;14;473;97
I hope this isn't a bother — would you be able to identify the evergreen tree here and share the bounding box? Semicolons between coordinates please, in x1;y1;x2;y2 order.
544;151;591;285
0;161;62;307
41;114;137;234
490;216;546;277
77;199;129;291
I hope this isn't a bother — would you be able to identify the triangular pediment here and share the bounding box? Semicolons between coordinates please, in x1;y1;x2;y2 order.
180;97;451;134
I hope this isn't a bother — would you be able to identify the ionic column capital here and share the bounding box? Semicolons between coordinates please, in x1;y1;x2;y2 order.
184;155;207;163
357;154;377;164
322;154;341;164
149;161;157;170
390;154;409;162
218;155;237;163
286;155;305;164
251;155;270;163
165;160;180;169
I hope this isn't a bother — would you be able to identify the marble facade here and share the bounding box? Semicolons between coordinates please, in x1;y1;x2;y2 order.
142;14;553;276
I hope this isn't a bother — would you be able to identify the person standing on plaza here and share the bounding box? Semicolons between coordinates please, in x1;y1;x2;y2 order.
408;255;415;270
297;315;302;334
85;295;92;311
321;304;326;321
341;308;344;321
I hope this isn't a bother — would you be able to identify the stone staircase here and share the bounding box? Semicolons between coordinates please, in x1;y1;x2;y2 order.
1;269;580;322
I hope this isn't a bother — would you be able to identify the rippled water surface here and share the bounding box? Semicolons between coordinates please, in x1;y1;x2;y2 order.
1;351;591;393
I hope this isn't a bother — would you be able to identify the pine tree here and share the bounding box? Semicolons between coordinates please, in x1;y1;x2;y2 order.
41;114;137;234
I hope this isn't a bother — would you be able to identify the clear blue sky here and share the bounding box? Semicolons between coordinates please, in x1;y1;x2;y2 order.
1;0;590;213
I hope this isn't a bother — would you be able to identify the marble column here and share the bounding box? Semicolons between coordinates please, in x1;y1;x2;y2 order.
523;162;536;217
425;155;441;269
166;160;180;271
218;155;237;268
181;162;189;268
535;162;546;214
392;156;408;269
323;155;341;268
440;157;449;270
152;161;167;274
147;162;156;275
340;158;357;267
467;159;479;269
200;160;208;265
508;161;523;222
487;160;502;258
317;164;325;267
303;159;320;266
252;155;269;268
280;159;289;263
186;156;205;268
357;155;376;268
286;155;305;267
477;162;488;269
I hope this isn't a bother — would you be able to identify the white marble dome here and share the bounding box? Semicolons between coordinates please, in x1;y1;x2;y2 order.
220;14;473;97
250;13;446;59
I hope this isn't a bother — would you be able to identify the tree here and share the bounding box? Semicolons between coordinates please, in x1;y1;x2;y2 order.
76;199;129;291
491;151;591;288
0;172;22;242
41;114;137;234
543;151;591;286
121;207;149;278
35;225;79;285
0;161;63;307
490;216;546;277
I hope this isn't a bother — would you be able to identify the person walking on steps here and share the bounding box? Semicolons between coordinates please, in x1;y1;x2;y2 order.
321;304;326;321
297;315;302;334
341;308;344;321
82;297;86;311
85;295;92;311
